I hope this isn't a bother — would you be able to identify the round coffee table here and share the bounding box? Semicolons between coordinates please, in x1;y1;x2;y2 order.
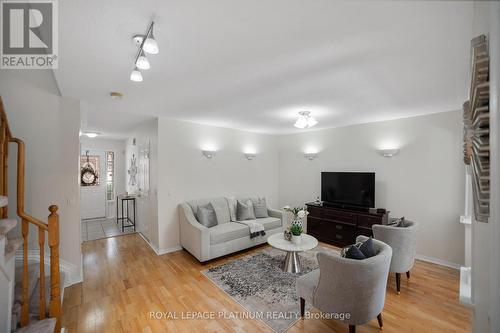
267;233;318;273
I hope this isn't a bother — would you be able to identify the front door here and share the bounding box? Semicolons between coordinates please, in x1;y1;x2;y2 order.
80;149;106;219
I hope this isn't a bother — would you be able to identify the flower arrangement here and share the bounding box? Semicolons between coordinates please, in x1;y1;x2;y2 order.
283;206;309;220
283;206;309;241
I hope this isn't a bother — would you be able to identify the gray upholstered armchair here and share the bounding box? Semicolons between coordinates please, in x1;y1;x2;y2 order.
372;220;418;294
296;236;392;333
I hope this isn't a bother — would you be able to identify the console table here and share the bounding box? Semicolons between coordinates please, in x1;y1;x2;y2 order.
116;195;136;232
306;203;388;247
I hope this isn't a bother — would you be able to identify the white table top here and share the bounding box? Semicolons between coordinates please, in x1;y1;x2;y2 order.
267;233;318;252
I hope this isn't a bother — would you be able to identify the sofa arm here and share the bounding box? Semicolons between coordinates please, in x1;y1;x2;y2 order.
179;203;210;262
268;208;284;227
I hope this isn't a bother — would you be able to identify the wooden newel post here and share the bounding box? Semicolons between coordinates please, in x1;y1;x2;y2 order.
48;205;61;333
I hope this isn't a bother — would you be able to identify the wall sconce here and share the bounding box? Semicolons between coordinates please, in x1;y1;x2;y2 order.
304;153;318;160
378;148;399;157
202;150;216;159
244;153;256;160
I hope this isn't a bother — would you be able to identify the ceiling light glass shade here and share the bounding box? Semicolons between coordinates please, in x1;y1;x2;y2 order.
136;52;150;70
294;116;308;129
130;68;143;82
143;33;159;54
294;111;318;129
307;117;318;128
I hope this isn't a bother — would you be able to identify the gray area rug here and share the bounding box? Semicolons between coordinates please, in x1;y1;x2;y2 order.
202;246;338;333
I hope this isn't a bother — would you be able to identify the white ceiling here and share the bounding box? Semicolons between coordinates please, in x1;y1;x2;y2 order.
55;0;474;135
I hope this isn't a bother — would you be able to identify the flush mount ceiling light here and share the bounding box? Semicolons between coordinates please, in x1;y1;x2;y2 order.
294;111;318;129
110;92;123;100
130;21;159;82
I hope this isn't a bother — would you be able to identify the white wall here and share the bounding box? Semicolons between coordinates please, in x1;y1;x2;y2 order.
488;2;500;330
278;111;465;267
0;70;82;279
125;119;159;249
80;137;126;218
471;2;500;333
156;118;280;252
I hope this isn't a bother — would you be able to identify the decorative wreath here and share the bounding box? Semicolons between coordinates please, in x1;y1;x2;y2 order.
81;163;99;186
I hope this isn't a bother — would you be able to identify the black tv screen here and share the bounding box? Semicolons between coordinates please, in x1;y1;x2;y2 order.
321;172;375;208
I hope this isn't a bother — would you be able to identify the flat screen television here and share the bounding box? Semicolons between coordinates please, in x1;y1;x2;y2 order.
321;172;375;208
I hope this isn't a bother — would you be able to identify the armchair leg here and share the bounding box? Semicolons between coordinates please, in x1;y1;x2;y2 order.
406;271;411;279
349;325;356;333
300;297;305;317
396;272;401;294
377;313;383;329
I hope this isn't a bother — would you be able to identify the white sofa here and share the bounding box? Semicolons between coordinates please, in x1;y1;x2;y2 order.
179;197;283;262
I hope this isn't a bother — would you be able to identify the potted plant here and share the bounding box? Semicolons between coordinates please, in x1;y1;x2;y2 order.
283;206;309;244
289;223;303;244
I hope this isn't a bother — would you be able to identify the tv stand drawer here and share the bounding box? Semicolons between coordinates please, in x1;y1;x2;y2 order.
306;203;387;247
323;210;356;223
307;217;355;246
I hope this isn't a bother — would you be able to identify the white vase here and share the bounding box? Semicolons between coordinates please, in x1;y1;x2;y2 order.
291;234;302;245
291;217;303;228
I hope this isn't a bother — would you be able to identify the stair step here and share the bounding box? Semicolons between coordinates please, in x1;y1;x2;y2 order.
0;218;17;239
14;263;41;321
29;271;66;317
5;237;22;262
0;195;7;208
14;318;56;333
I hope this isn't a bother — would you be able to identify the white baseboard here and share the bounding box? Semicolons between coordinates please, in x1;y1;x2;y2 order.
15;250;83;288
416;253;461;270
156;245;183;255
137;233;182;256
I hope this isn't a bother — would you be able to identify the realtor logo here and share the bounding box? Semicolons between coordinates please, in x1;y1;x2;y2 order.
1;0;58;69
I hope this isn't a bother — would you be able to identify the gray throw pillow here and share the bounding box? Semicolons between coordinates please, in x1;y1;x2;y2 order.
252;198;268;218
237;200;256;221
390;216;407;227
226;197;238;222
196;203;218;228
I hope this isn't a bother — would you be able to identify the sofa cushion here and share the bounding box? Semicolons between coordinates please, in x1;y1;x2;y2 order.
237;199;256;221
209;222;249;245
256;217;281;230
252;198;269;218
188;197;231;224
196;203;218;228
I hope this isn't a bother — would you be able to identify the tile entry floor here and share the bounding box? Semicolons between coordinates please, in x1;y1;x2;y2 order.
81;218;135;242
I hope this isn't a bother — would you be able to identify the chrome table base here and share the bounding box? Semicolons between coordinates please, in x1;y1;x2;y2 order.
282;251;301;273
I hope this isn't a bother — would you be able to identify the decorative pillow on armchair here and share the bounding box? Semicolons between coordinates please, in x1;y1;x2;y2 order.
340;237;376;260
237;199;256;221
389;216;407;227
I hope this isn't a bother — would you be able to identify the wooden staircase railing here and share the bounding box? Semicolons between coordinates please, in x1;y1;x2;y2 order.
0;97;62;332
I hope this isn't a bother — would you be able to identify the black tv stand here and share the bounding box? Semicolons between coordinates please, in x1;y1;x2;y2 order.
306;202;389;247
320;202;370;213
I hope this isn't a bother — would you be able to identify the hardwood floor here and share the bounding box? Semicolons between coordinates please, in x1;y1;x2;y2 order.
62;234;471;333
